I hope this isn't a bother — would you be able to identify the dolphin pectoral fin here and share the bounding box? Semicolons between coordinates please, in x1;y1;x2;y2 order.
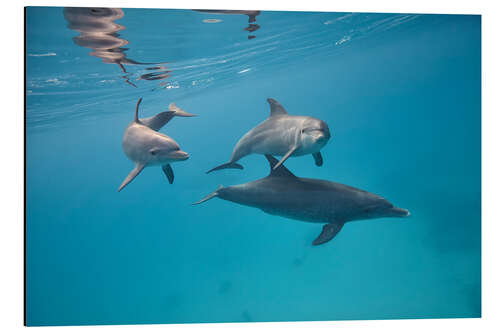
162;164;174;184
312;152;323;166
273;146;297;170
206;162;244;174
192;185;224;205
118;164;146;192
312;223;344;246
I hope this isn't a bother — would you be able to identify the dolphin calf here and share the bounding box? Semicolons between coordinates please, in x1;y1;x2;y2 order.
118;98;195;192
207;98;331;173
195;155;409;245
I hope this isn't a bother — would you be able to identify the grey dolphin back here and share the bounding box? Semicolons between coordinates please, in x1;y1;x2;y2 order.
140;103;196;131
270;154;343;246
312;223;345;245
267;98;288;117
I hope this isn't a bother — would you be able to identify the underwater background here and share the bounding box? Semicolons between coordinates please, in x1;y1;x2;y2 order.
25;7;481;326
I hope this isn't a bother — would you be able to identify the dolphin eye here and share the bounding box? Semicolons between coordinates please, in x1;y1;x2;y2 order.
151;150;156;155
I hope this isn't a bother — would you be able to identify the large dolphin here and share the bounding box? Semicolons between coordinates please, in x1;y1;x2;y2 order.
118;98;195;192
207;98;331;173
195;155;409;245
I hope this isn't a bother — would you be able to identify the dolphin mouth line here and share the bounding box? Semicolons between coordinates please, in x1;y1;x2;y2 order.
168;151;190;161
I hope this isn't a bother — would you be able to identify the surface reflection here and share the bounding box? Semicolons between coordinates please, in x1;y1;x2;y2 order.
139;66;171;81
194;9;261;39
64;7;168;87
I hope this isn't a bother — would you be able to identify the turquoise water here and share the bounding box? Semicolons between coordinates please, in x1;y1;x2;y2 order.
25;7;481;326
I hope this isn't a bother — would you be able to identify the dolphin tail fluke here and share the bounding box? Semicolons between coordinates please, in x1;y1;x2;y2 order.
312;222;344;246
206;162;244;174
140;104;196;131
168;103;197;117
192;185;223;205
390;207;410;217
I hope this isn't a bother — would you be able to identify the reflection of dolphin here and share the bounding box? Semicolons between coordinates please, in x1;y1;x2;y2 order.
63;7;167;87
64;8;137;67
244;24;260;32
195;155;410;245
207;98;331;173
119;98;196;192
194;9;260;23
194;9;261;39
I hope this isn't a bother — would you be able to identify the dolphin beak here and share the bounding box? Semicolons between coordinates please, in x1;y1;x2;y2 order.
390;207;410;217
169;150;190;161
316;127;331;143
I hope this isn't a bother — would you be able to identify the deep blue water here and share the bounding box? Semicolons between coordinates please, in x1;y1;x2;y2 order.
25;7;481;326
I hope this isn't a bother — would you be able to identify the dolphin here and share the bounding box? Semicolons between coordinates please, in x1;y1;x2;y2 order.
118;98;195;192
195;155;409;245
207;98;331;173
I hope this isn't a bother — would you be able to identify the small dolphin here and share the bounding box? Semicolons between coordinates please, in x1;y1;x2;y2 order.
118;98;195;192
195;155;409;245
207;98;331;173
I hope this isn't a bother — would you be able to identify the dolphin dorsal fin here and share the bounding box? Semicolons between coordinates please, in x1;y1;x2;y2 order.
134;97;143;123
267;98;288;117
265;155;296;178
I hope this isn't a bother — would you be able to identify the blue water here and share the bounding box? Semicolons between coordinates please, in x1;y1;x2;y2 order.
25;7;481;326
